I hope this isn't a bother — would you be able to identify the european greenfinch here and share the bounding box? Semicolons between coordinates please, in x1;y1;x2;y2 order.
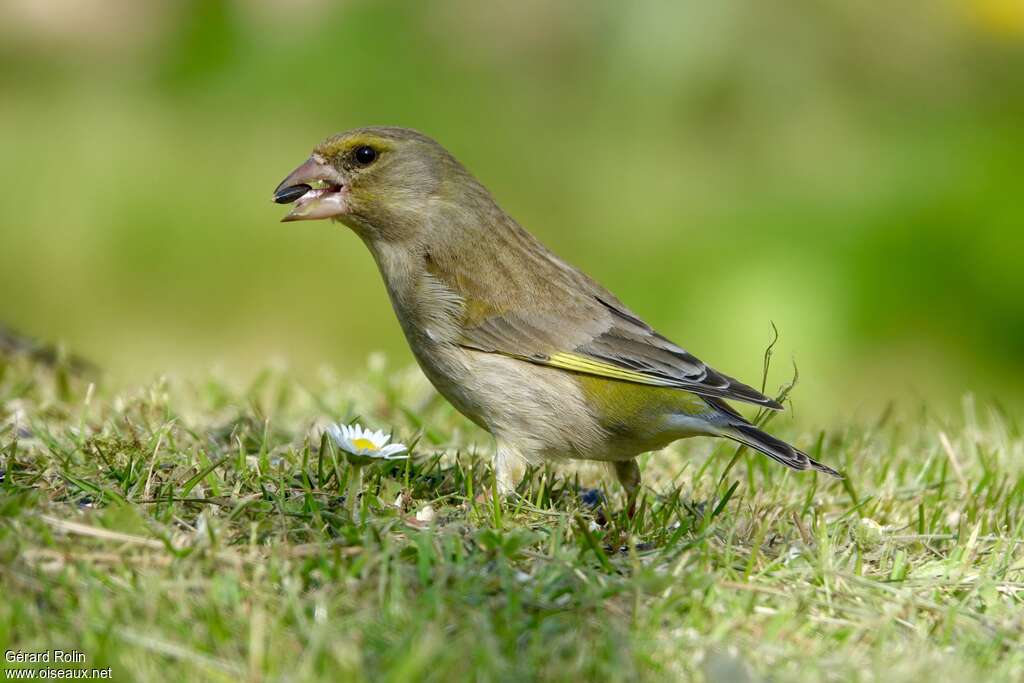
273;127;840;497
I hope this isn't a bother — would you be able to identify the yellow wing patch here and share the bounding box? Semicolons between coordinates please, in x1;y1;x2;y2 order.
544;352;674;387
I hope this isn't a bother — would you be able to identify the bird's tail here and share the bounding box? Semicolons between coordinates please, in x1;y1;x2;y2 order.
719;422;842;478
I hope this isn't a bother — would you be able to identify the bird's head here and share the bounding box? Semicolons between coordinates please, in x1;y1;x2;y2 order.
273;127;474;241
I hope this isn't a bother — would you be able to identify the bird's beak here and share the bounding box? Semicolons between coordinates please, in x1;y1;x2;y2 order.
273;156;349;222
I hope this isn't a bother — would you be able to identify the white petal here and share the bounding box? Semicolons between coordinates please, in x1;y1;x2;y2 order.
327;425;346;447
378;444;408;459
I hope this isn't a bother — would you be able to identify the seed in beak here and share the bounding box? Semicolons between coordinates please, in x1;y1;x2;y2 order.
273;184;312;204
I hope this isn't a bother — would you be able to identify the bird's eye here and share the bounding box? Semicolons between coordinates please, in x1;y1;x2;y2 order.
354;146;377;165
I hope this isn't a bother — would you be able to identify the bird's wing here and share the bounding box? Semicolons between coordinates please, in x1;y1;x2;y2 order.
457;291;783;410
422;205;782;410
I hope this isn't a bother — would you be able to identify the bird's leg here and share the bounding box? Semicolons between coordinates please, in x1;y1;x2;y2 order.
494;443;526;497
613;459;642;517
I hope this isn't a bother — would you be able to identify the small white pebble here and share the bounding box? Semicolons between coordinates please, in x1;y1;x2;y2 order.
415;504;436;523
853;517;885;548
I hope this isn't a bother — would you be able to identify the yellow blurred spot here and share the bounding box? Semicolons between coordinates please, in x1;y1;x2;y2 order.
969;0;1024;38
352;438;378;451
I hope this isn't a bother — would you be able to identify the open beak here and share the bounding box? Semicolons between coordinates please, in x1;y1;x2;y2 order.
273;156;348;222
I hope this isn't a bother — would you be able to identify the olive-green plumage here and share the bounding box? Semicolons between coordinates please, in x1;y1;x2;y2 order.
273;126;840;497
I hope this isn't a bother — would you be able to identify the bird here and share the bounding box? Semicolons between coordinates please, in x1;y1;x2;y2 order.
272;126;840;500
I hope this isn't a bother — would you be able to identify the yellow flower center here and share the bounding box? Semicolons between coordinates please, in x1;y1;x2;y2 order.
351;438;379;451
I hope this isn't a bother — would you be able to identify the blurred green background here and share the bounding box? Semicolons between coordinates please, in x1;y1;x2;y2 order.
2;0;1023;419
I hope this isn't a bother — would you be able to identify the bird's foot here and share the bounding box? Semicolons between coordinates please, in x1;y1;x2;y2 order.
578;487;606;509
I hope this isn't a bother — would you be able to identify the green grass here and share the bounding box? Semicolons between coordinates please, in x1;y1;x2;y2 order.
1;349;1022;682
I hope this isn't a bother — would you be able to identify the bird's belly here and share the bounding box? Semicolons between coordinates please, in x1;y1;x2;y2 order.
405;340;614;460
406;339;490;430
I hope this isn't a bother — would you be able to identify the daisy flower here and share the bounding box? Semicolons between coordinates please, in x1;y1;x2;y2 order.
325;422;408;519
327;423;408;466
